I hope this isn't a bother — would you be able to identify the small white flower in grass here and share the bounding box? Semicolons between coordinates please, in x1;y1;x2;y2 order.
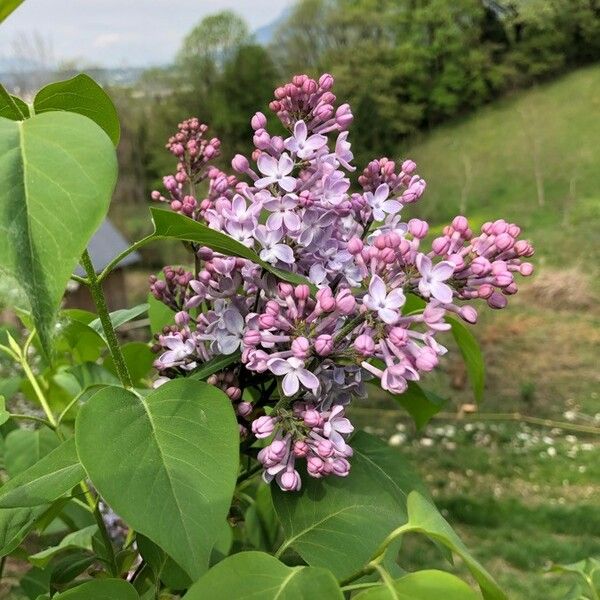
267;357;319;396
363;274;405;324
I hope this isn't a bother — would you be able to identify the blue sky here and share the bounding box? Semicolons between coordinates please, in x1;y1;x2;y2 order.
0;0;294;68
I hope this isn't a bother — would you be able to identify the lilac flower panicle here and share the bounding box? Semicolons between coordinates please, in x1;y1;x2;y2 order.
151;73;534;491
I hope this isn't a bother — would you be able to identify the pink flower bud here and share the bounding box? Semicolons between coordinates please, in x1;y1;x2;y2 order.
279;469;301;491
227;386;242;401
315;334;334;356
470;256;491;276
259;314;276;329
477;284;494;299
251;111;267;130
303;409;322;427
244;330;261;346
252;415;277;438
520;262;534;276
317;439;334;458
402;159;417;174
459;305;478;324
354;333;375;356
416;347;438;371
409;219;429;239
495;233;514;251
237;401;253;418
319;73;334;90
452;216;469;233
175;311;189;326
307;456;324;477
316;288;335;312
487;291;508;309
432;236;451;255
231;154;249;173
331;458;350;477
295;284;310;300
292;336;310;359
336;289;356;314
294;440;308;457
348;237;364;254
388;327;408;347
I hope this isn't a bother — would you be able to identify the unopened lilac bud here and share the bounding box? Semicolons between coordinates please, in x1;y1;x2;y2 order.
316;288;335;312
227;387;242;401
408;218;429;239
319;73;334;90
416;348;438;371
317;439;334;458
335;103;353;128
307;456;324;477
251;111;267;130
331;458;351;477
303;409;322;427
470;256;491;276
459;305;478;324
295;284;310;300
401;159;417;174
452;215;469;233
231;154;249;173
336;289;356;314
388;327;408;347
487;291;508;309
279;283;294;297
294;440;308;457
237;401;253;418
495;232;514;251
354;333;375;356
207;375;218;386
291;336;310;359
253;129;271;150
432;236;451;255
175;311;189;326
315;334;334;356
520;262;534;276
252;415;277;439
279;469;301;491
348;237;364;255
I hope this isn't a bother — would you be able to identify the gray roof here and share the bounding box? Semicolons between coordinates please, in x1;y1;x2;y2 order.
74;219;141;276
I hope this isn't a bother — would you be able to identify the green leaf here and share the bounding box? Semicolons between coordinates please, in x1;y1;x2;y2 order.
355;569;480;599
75;379;239;580
50;552;97;586
551;558;600;597
272;431;430;580
28;524;97;567
402;293;426;315
188;351;241;381
371;382;446;430
0;112;118;354
448;316;485;403
147;293;175;335
0;437;84;508
34;74;120;145
4;429;60;477
0;0;24;23
399;492;506;600
183;551;343;599
104;342;154;386
52;578;139;599
88;303;149;339
245;483;281;552
0;85;28;120
54;363;120;398
0;396;9;426
136;534;192;590
150;207;315;290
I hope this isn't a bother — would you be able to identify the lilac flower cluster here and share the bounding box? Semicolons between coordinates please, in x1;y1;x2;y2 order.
150;73;534;491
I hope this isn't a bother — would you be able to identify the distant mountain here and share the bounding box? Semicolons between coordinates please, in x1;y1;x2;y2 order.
253;7;292;45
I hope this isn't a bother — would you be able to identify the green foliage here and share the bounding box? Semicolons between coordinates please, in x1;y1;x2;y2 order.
355;569;481;599
52;578;139;599
75;380;239;579
33;74;121;145
378;382;446;430
448;316;485;403
0;112;117;353
183;551;343;599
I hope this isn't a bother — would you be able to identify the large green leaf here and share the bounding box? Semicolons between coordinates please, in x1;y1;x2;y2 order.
4;429;60;477
0;0;24;23
0;437;84;508
0;112;117;353
150;207;315;289
449;316;485;402
136;534;192;590
147;293;175;335
183;551;343;599
75;379;239;579
398;492;506;600
88;303;149;339
53;578;139;599
34;74;120;145
104;342;155;386
355;569;480;599
272;431;430;580
53;363;120;398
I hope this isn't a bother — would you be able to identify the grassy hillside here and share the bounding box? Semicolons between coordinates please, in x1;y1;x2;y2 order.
353;67;600;600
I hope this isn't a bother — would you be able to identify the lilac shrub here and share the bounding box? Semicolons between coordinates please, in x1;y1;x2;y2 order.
150;73;534;491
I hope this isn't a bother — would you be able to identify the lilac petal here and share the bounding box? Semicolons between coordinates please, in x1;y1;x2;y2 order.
296;368;320;393
218;335;240;355
278;153;294;175
416;253;432;276
418;279;430;298
273;244;295;264
333;417;354;434
374;183;390;202
379;307;399;325
282;371;300;396
279;176;297;192
372;207;385;221
223;309;244;333
305;133;327;150
268;358;291;376
382;199;402;215
266;212;284;230
432;261;455;282
386;288;406;310
293;120;308;143
283;212;301;231
257;154;277;177
430;281;453;304
255;176;275;189
369;275;387;304
163;336;184;351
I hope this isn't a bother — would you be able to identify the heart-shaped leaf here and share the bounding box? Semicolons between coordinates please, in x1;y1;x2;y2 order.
272;431;430;580
34;74;120;145
75;379;239;579
0;437;84;508
4;429;60;477
0;112;117;353
0;85;28;120
355;569;480;599
183;551;343;599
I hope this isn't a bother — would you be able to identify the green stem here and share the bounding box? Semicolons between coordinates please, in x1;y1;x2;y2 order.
9;413;54;429
81;249;132;388
97;236;153;284
21;357;58;428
